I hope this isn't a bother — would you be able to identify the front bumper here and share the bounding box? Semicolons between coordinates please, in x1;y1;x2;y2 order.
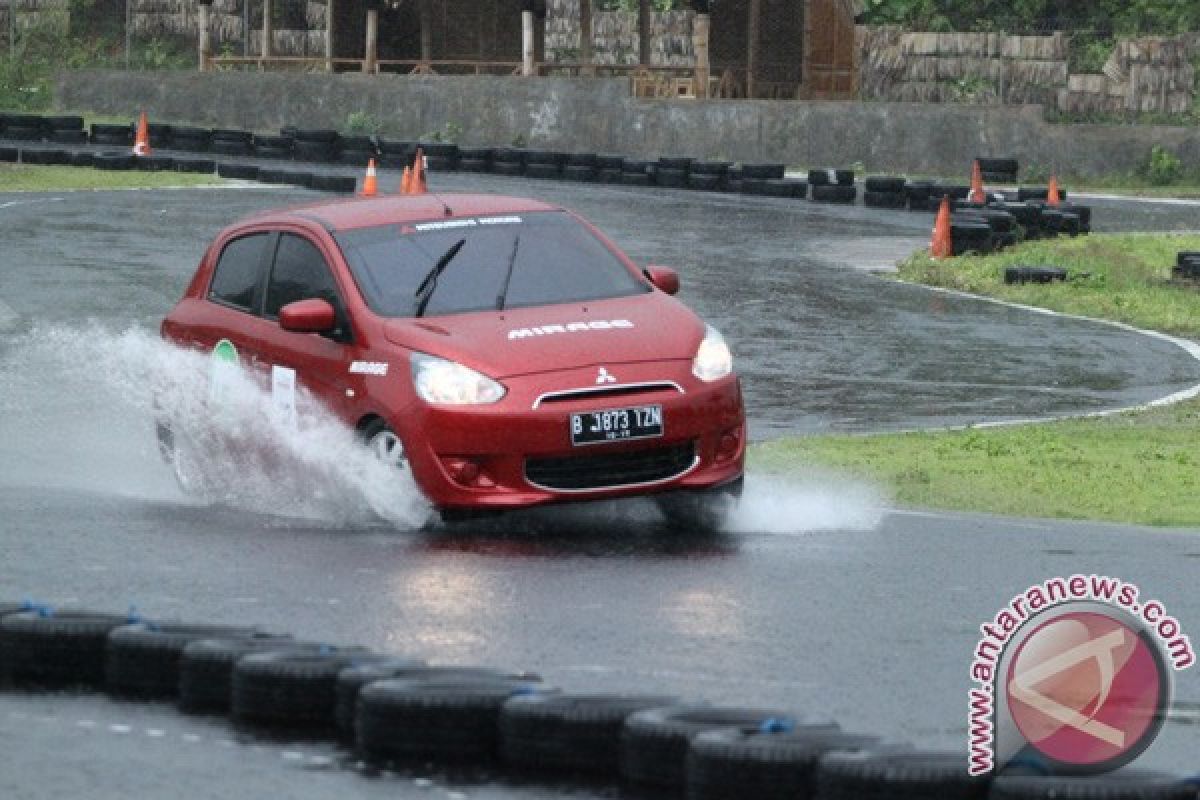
394;361;745;511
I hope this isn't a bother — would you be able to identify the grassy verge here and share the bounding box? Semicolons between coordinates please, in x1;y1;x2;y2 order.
0;164;222;191
754;233;1200;527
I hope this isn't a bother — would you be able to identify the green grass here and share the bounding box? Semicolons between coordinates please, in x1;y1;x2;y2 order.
0;164;222;191
897;233;1200;338
754;234;1200;527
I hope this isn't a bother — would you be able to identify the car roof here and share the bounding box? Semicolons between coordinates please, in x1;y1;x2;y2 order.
242;193;564;233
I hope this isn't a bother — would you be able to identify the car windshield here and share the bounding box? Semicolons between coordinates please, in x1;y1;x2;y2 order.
334;210;650;318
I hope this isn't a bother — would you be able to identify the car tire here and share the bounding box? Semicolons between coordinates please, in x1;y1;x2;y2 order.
655;476;742;533
336;664;528;744
216;163;259;181
687;729;891;800
500;693;680;777
231;648;378;731
356;678;553;764
816;749;989;799
105;623;259;699
620;705;804;790
177;635;299;714
1;610;135;688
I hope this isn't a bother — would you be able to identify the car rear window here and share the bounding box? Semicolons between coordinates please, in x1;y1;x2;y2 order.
209;233;268;311
333;211;649;318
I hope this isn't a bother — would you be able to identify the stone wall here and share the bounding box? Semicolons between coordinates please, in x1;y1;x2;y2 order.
56;68;1200;179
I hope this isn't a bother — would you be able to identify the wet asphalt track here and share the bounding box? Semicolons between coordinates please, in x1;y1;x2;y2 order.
2;171;1200;797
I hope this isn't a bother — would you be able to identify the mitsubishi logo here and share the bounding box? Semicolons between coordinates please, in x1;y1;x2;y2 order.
596;367;616;385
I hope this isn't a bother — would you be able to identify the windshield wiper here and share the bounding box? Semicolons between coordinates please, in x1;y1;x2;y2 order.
414;238;466;318
494;234;521;311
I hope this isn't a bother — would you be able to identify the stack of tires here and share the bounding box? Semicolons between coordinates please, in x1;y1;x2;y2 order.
863;176;907;209
950;218;995;256
688;161;730;192
419;142;460;172
977;157;1018;183
1;114;48;142
563;152;598;182
1174;251;1200;281
291;129;341;163
957;208;1019;251
524;149;567;180
169;126;211;152
491;147;526;176
252;134;293;160
338;136;377;166
376;138;412;170
44;116;87;145
458;147;494;173
596;154;625;183
210;129;254;157
621;158;654;186
655;157;693;189
90;122;134;147
808;168;857;204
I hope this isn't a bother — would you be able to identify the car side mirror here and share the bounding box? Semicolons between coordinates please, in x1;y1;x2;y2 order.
644;266;680;296
279;298;337;334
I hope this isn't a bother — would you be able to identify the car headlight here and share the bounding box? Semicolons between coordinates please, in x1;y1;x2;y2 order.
692;324;733;382
411;353;507;405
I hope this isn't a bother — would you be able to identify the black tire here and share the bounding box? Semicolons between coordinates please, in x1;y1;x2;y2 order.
596;154;625;170
0;146;18;163
255;146;292;160
279;170;314;188
687;729;892;800
169;136;210;153
459;158;491;173
336;664;528;743
865;176;906;193
492;147;525;165
563;164;597;182
1018;186;1068;202
500;693;679;776
762;179;807;198
104;623;259;699
688;173;724;192
216;162;260;181
177;635;298;714
811;184;858;204
147;124;173;148
657;156;693;171
172;157;215;174
44;115;83;131
977;157;1019;175
816;749;989;800
656;167;688;188
567;152;598;167
525;162;561;180
50;130;88;145
524;149;560;167
210;140;253;157
742;178;770;195
990;771;1197;800
21;149;70;165
309;173;358;193
356;678;552;764
1056;203;1092;227
135;155;174;172
807;168;834;186
211;129;252;144
834;169;856;186
1;611;135;688
597;168;623;184
741;163;785;180
69;151;94;168
621;172;652;186
338;149;376;166
416;142;459;159
622;159;653;174
690;161;732;176
231;648;378;731
425;155;458;172
620;705;802;789
864;190;908;209
293;140;338;163
292;128;339;144
459;147;494;162
91;123;132;143
493;161;525;177
93;151;136;171
253;134;292;151
377;138;412;157
90;134;128;146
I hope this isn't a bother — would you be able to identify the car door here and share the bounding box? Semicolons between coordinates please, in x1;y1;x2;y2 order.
256;230;355;426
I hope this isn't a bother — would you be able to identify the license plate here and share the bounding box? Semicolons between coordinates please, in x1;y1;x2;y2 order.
570;405;663;446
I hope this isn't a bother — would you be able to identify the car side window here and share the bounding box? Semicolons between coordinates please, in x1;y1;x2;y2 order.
264;234;342;319
209;233;269;311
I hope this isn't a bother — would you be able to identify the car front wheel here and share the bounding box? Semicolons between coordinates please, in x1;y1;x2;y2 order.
654;476;743;534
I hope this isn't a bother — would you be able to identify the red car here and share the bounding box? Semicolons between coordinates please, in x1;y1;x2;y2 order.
159;193;745;529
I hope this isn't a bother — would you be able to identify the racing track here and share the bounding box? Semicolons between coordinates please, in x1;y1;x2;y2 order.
1;173;1199;798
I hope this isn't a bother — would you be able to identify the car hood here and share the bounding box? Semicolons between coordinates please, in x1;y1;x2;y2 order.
382;294;704;379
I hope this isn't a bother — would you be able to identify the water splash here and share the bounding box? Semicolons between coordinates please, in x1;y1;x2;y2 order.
724;472;887;534
0;324;430;528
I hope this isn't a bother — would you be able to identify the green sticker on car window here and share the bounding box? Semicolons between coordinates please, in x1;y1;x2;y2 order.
210;338;240;407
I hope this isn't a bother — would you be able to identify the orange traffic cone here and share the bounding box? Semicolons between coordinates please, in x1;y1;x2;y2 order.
968;159;985;204
412;147;427;195
400;165;412;195
361;158;378;197
931;195;953;259
133;110;151;157
1047;176;1061;207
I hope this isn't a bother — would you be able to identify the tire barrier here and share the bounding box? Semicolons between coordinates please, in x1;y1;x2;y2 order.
90;123;133;147
0;146;18;163
19;148;70;166
1005;266;1068;285
172;157;216;174
92;151;136;171
135;155;175;172
169;126;212;152
217;162;261;181
1174;251;1200;281
977;157;1019;184
620;706;817;790
687;729;891;800
105;623;259;699
1;601;1195;797
811;184;858;204
499;693;678;776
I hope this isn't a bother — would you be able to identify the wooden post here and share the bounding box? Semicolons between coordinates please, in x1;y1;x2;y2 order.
522;10;535;75
579;0;593;76
534;6;545;70
326;0;335;72
262;0;272;61
638;0;650;66
197;1;212;71
693;12;710;98
746;0;761;98
364;8;378;73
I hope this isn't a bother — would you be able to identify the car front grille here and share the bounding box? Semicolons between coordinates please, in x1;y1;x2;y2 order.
524;441;697;492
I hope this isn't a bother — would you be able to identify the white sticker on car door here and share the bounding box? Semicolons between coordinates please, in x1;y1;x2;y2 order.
271;365;297;429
